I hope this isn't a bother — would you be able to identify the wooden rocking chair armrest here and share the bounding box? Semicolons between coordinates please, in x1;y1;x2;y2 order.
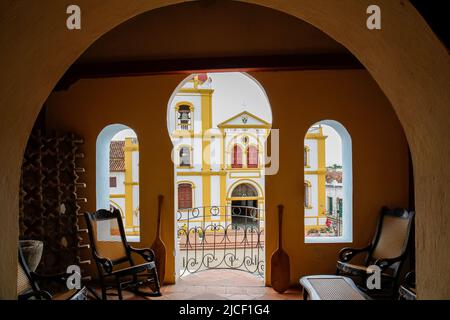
96;256;114;274
338;245;372;262
374;256;403;271
19;289;52;300
31;271;68;283
110;262;156;278
404;271;416;287
128;246;155;262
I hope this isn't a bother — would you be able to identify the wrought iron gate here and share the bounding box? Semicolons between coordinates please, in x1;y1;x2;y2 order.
176;206;264;277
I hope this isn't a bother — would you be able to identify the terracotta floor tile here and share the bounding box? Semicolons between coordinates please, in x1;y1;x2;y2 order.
189;293;224;300
227;294;256;300
93;269;301;301
205;286;228;294
163;292;196;300
185;285;207;293
246;287;269;295
257;294;287;300
162;285;188;293
225;286;246;294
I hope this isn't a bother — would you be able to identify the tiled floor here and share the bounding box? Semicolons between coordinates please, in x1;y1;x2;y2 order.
102;269;301;300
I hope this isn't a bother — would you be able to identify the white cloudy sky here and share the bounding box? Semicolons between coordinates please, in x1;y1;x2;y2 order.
321;124;342;166
208;72;272;126
112;129;137;140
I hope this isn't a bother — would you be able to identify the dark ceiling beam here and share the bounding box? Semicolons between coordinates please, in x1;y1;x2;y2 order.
55;53;363;90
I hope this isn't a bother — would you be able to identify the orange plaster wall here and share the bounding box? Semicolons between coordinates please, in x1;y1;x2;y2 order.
255;70;409;284
45;69;409;286
46;74;185;284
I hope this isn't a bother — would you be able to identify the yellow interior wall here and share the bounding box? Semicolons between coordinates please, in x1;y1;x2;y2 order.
45;69;409;286
46;75;181;283
256;70;409;284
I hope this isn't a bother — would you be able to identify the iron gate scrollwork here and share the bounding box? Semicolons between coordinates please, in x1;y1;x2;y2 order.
176;206;264;277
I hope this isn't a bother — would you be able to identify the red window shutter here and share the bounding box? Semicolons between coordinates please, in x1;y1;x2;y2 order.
178;184;192;209
247;146;258;168
232;145;242;168
109;177;117;188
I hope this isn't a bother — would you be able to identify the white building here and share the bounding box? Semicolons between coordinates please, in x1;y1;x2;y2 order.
326;169;343;217
108;137;140;236
168;73;326;234
304;126;328;235
168;74;270;228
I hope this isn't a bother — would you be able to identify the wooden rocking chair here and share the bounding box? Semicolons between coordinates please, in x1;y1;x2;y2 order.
336;207;414;298
84;208;161;300
18;246;88;300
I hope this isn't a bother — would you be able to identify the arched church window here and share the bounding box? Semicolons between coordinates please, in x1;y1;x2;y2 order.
304;181;312;208
304;146;310;167
231;145;243;168
231;183;258;197
177;104;192;131
179;146;191;167
247;146;258;168
178;183;193;209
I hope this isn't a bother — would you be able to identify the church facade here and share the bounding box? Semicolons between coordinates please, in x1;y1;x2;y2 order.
167;74;326;232
168;75;270;226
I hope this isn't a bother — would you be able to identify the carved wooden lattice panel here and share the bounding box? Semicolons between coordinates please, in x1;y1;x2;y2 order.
19;130;90;279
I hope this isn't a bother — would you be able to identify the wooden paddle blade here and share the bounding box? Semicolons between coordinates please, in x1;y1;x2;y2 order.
271;250;290;293
270;204;290;293
151;239;166;284
151;194;166;283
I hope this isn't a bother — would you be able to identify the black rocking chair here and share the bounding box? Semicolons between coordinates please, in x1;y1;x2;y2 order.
84;208;161;300
336;206;414;298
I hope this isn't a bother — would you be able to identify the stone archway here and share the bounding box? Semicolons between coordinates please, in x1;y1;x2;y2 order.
1;0;449;298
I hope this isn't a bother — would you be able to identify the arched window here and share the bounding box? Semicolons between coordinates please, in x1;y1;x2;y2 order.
304;181;312;208
178;183;193;209
179;146;191;167
231;183;258;197
96;125;140;242
304;121;352;243
247;146;258;168
177;104;192;131
231;145;243;168
304;146;310;167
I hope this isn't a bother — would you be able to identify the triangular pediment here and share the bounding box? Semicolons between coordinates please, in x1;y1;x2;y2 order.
217;111;271;128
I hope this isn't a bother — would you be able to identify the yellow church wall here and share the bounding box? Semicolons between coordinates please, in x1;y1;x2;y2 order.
44;69;409;287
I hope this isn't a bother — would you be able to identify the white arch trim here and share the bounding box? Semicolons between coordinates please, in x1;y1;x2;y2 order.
305;119;353;244
96;123;140;242
227;179;264;198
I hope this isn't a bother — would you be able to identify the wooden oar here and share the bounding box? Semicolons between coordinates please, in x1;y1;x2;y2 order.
270;204;290;293
151;195;166;284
